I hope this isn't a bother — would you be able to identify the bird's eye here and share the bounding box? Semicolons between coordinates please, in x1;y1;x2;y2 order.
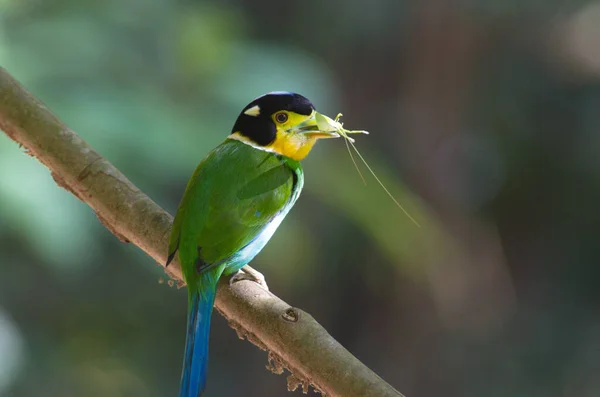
275;112;288;123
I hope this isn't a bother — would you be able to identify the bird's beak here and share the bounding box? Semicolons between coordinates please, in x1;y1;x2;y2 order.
292;112;341;139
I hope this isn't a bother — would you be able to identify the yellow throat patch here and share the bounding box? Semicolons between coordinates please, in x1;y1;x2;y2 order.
228;131;318;161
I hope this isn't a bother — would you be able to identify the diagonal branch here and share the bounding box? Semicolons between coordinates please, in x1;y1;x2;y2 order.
0;66;404;397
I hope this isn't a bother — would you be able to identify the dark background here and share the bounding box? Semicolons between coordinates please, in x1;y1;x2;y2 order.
1;0;600;396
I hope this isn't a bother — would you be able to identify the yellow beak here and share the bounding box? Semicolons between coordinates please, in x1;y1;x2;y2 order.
291;112;341;139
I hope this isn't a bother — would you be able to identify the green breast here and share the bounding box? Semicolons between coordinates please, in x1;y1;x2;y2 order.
169;139;304;284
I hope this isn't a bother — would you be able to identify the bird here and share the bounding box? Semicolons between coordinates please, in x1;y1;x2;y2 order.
166;91;343;397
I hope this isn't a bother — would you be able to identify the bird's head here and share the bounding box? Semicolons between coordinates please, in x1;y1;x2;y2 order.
229;92;341;161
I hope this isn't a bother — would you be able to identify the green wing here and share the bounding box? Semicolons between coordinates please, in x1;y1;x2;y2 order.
168;139;300;283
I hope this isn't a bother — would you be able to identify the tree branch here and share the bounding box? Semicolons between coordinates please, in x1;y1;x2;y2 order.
0;66;405;397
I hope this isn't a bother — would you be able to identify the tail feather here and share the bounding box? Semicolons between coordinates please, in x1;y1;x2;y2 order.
179;284;217;397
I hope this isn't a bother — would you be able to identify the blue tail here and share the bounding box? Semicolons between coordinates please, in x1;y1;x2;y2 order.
179;281;217;397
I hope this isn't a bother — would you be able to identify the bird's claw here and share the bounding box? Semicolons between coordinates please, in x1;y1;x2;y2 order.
230;266;269;291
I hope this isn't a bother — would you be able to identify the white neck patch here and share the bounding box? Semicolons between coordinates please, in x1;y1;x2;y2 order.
227;132;277;154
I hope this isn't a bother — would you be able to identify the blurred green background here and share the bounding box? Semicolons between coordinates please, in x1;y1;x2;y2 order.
2;0;600;396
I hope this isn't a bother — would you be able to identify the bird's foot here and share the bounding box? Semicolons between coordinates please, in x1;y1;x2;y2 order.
230;266;269;291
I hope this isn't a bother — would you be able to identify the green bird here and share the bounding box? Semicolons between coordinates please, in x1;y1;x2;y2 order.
166;92;343;397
